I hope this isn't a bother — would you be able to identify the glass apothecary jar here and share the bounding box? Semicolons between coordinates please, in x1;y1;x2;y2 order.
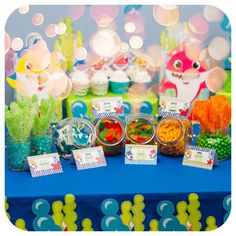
156;117;192;156
31;130;52;156
197;129;231;161
6;136;31;171
53;118;96;159
95;117;125;156
125;114;155;145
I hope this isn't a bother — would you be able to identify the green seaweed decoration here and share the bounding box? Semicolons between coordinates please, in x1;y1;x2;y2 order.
54;16;84;72
5;95;38;142
32;97;57;136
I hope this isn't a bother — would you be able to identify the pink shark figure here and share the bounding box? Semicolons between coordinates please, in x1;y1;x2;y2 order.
163;49;209;102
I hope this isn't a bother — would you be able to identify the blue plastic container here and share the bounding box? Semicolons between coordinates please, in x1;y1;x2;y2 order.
110;81;130;94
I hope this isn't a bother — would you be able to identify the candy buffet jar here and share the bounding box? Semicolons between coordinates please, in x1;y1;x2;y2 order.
156;117;192;156
53;118;96;159
6;137;31;171
125;114;155;145
95;117;125;156
31;130;52;156
196;130;231;161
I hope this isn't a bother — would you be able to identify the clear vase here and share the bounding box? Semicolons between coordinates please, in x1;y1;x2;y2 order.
6;137;31;171
196;128;231;161
31;130;52;156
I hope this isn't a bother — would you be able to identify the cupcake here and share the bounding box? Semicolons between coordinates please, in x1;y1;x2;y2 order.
131;70;152;86
91;71;109;96
70;70;90;96
110;70;130;94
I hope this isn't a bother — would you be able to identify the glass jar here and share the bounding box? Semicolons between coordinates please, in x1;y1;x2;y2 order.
31;130;52;156
95;117;125;156
156;117;192;156
197;129;231;161
125;114;155;145
6;137;31;171
53;118;96;159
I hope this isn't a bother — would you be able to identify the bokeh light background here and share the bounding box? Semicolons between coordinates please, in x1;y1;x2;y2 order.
5;5;230;104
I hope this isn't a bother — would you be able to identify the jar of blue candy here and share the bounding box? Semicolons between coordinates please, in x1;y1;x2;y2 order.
53;118;96;159
31;129;52;156
6;136;31;171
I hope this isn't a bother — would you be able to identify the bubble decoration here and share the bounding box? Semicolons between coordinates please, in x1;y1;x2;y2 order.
172;23;188;41
205;67;227;93
45;24;57;38
90;5;119;27
75;47;87;60
129;35;143;49
68;5;85;21
119;42;129;53
5;32;11;54
153;5;179;26
91;30;121;58
124;22;136;33
188;12;209;35
124;10;144;33
184;42;203;61
56;23;67;35
203;5;223;22
208;37;230;61
11;37;23;51
18;5;29;14
5;49;17;77
32;13;44;25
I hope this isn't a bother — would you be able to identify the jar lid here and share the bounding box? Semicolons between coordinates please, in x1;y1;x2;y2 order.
125;114;155;144
156;117;184;145
95;117;125;146
70;119;96;148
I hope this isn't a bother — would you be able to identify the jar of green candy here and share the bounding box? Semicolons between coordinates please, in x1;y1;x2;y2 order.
31;129;52;156
197;130;231;161
6;136;31;171
53;118;96;159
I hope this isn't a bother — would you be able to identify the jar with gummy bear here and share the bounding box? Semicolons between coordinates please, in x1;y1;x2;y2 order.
125;114;155;145
95;117;125;156
156;117;192;156
53;118;96;159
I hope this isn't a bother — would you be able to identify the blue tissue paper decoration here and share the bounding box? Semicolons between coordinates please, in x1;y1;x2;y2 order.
32;199;61;231
139;101;152;114
124;5;142;14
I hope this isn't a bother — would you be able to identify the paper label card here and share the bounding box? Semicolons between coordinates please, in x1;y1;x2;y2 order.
182;145;217;170
125;144;158;165
92;97;124;118
158;96;191;118
27;153;63;178
73;146;107;170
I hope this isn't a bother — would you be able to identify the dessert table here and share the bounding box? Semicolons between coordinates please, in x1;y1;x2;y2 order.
5;124;231;231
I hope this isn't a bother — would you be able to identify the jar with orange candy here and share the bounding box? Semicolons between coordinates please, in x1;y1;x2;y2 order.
191;95;231;161
156;117;192;156
95;117;125;156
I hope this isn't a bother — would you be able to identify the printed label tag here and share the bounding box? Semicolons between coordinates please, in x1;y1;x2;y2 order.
158;96;191;119
92;97;124;119
27;153;63;177
125;144;158;165
183;145;218;170
73;146;107;170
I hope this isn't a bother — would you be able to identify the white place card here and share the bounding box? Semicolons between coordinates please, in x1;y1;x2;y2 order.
125;144;158;165
158;96;191;118
183;145;218;170
73;146;107;170
27;153;63;177
92;97;124;118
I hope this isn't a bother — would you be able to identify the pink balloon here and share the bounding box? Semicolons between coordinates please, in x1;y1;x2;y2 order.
90;5;119;27
5;32;11;54
124;10;144;33
68;5;85;21
45;24;56;38
188;12;209;35
5;49;17;77
32;13;44;25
